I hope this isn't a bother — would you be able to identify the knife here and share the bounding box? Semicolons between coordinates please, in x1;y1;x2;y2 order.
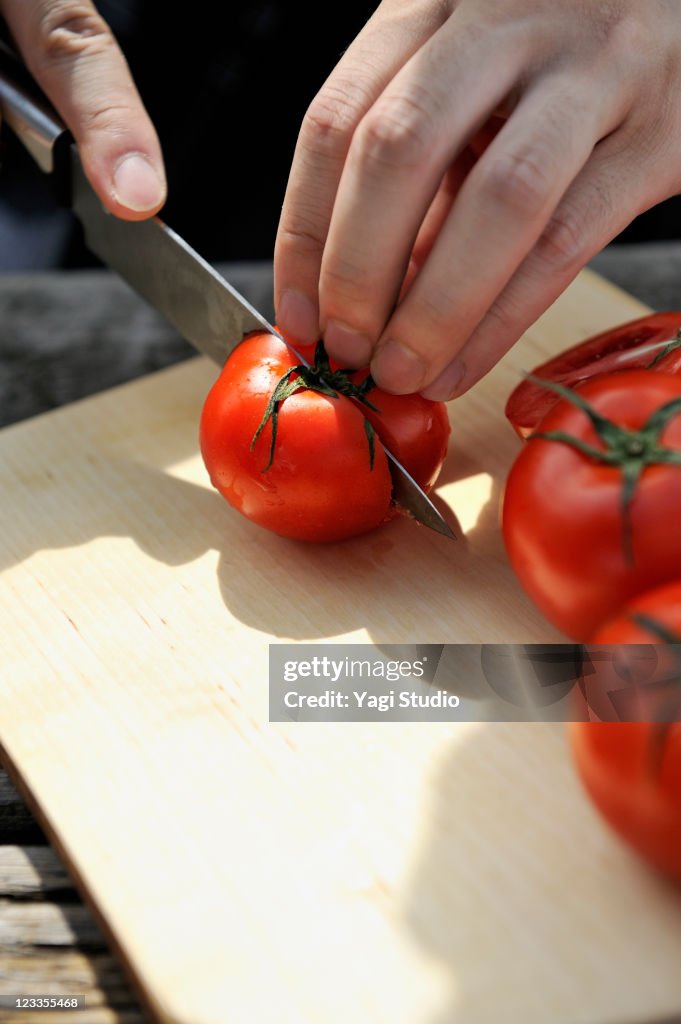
0;43;455;539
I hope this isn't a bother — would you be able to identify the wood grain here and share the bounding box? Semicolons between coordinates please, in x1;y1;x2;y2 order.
2;270;681;1024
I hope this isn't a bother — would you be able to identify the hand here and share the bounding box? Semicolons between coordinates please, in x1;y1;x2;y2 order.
0;0;165;219
274;0;681;399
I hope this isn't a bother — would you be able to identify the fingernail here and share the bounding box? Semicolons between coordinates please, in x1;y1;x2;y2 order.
324;320;372;367
277;289;319;343
112;153;166;212
420;358;466;401
371;340;427;394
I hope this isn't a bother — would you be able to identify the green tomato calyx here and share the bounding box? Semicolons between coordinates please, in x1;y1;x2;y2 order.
251;340;380;472
527;375;681;565
646;328;681;369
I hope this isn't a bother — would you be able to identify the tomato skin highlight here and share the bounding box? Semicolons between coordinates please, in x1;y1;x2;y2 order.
569;720;681;881
502;371;681;640
506;313;681;439
359;386;450;493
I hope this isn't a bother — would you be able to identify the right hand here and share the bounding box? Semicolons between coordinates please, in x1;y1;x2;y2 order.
0;0;166;219
274;0;681;401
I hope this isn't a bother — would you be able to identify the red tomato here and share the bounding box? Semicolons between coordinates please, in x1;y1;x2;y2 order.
569;720;681;881
592;580;681;644
199;331;450;542
502;370;681;640
506;313;681;439
574;583;681;726
573;574;681;886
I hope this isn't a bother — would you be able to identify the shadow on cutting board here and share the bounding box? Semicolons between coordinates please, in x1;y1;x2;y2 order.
212;454;536;641
1;462;548;644
0;392;551;641
210;404;534;640
404;723;681;1024
0;457;220;574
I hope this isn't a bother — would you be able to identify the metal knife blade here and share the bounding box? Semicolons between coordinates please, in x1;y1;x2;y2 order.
71;151;296;368
0;43;455;539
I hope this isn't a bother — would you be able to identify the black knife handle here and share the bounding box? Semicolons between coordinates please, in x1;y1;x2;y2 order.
0;35;73;204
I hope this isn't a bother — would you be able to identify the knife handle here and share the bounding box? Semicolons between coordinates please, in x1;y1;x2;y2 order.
0;37;72;198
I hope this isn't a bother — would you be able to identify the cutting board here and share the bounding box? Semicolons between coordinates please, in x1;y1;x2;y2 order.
2;269;681;1024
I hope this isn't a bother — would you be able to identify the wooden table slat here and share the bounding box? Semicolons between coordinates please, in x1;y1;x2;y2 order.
0;848;74;899
0;770;146;1022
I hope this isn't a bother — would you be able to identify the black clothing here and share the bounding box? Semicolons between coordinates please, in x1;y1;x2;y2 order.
0;1;677;271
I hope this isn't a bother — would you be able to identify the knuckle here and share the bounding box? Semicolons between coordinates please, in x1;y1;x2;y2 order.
356;93;435;171
481;298;518;338
586;4;654;81
79;102;138;136
611;13;651;64
536;207;586;271
36;2;113;64
409;283;454;334
320;255;371;303
277;223;325;261
593;2;642;50
302;82;364;155
478;148;553;216
602;14;655;92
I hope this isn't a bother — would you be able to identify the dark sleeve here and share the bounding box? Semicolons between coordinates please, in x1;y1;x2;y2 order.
83;1;376;264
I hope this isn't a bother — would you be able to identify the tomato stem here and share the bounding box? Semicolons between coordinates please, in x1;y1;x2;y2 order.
251;340;381;472
646;329;681;369
631;614;681;647
528;376;681;565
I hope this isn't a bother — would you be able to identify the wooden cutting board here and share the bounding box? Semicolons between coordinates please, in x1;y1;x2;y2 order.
2;269;681;1024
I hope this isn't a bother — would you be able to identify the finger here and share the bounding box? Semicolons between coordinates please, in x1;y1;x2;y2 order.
370;71;629;394
2;0;166;219
400;147;477;300
421;133;676;400
400;120;502;296
274;0;448;345
318;12;535;366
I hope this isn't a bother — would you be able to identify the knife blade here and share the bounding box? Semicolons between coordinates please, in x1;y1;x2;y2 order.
0;48;455;539
70;152;300;370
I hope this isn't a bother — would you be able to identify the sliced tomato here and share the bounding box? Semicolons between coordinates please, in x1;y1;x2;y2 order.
506;312;681;439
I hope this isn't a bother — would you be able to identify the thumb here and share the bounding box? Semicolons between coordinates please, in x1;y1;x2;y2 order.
2;0;166;220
